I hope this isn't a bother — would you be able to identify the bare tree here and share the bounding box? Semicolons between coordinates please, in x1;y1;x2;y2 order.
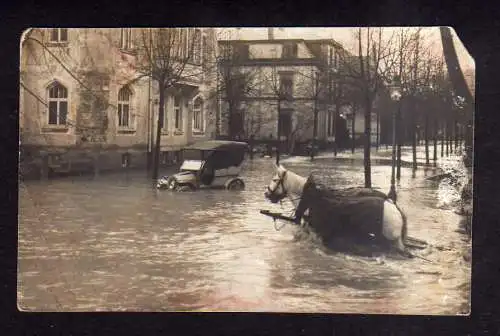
338;28;397;188
134;28;201;182
262;63;322;162
263;65;293;164
440;27;474;160
215;42;263;140
296;68;326;160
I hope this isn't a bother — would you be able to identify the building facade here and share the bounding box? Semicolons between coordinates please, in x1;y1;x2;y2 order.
217;38;343;152
20;28;217;179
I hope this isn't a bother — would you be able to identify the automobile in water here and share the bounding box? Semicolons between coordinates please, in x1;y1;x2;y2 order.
157;140;248;191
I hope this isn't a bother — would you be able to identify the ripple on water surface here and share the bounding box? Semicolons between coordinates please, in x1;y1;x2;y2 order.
18;157;470;314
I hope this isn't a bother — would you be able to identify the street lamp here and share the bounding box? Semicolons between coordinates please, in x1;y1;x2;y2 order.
388;76;402;202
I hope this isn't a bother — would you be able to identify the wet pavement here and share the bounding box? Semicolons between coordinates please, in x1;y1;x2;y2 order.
18;146;471;314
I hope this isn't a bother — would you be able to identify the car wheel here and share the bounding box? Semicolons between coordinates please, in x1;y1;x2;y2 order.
166;176;178;191
227;179;245;191
177;184;196;192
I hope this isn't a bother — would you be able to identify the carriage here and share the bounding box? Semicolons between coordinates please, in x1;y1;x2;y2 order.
157;140;248;191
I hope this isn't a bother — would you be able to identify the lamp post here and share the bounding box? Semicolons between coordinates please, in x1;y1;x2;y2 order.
388;76;402;202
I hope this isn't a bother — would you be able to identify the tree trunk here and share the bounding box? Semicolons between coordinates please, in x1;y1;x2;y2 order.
333;103;339;156
396;103;402;180
440;119;444;157
311;98;318;161
276;99;281;165
364;98;372;188
445;119;450;156
433;115;438;165
215;68;221;138
411;99;417;171
152;85;165;183
412;124;417;171
351;105;356;154
424;112;429;165
228;101;235;140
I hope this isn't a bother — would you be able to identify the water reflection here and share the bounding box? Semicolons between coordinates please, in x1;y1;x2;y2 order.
19;155;470;314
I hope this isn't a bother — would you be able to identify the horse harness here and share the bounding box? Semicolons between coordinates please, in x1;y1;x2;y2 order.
267;170;288;201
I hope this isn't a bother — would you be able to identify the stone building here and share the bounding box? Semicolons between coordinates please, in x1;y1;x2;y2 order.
217;37;344;152
20;28;217;179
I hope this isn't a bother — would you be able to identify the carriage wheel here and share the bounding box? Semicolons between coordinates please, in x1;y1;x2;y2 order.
227;179;245;191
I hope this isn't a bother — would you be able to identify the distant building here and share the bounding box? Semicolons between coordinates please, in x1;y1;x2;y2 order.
216;35;390;152
20;28;217;179
217;37;345;152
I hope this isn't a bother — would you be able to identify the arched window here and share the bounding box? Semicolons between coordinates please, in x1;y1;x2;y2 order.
118;87;131;127
47;82;68;125
192;97;204;132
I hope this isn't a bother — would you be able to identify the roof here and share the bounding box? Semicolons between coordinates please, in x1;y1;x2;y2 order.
219;39;306;44
218;38;343;49
183;140;248;151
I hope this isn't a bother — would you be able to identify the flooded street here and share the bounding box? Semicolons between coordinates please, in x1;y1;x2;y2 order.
18;152;471;314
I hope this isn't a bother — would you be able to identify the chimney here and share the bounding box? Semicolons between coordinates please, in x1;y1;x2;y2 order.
268;28;274;40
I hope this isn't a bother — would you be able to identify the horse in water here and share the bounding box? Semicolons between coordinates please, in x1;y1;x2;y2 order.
264;164;409;256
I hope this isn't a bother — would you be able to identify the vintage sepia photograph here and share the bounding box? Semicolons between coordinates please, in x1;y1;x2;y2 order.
18;27;474;314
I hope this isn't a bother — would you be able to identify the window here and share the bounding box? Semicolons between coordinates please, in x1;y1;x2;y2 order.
279;109;292;137
193;97;204;132
118;87;132;128
47;82;68;125
174;96;183;131
220;43;232;60
185;29;191;58
162;97;168;131
233;44;249;60
50;28;68;43
202;35;209;64
192;29;202;64
282;43;298;59
120;28;132;50
176;29;189;59
279;73;294;99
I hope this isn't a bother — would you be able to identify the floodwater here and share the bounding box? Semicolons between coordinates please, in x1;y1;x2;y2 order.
18;150;471;314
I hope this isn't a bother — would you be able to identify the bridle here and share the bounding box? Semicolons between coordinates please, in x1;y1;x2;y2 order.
266;170;288;202
265;168;305;230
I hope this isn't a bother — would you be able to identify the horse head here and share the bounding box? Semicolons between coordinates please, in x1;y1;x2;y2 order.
264;164;289;203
